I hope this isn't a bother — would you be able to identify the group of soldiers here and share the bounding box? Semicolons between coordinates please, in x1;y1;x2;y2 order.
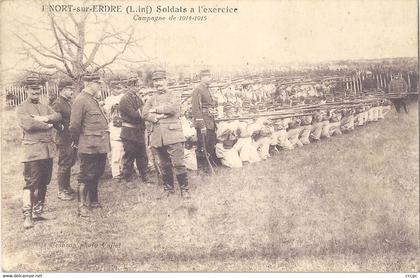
18;70;218;229
210;99;393;169
16;70;410;229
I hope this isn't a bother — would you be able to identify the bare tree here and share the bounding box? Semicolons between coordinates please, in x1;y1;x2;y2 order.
14;3;146;92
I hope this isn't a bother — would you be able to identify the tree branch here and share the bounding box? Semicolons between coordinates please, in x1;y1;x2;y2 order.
83;20;110;67
49;13;81;49
15;33;65;63
92;28;134;72
50;17;74;78
23;46;67;74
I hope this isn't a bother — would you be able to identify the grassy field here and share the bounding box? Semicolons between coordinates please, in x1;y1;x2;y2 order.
1;102;419;272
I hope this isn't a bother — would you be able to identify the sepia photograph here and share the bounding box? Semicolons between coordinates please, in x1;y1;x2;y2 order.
0;0;418;273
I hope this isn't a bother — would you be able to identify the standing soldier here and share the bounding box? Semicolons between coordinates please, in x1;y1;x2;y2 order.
17;76;61;229
103;79;125;182
52;79;76;201
119;76;153;184
388;73;409;113
362;71;377;92
191;69;219;172
69;73;110;217
143;70;191;198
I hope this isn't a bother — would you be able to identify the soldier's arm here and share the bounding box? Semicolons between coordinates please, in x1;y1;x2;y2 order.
50;101;65;130
142;97;159;123
191;89;204;120
119;95;141;122
69;99;84;143
46;105;62;123
153;93;180;115
16;106;53;132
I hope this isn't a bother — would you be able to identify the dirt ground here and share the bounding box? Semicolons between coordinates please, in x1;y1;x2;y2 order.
1;101;419;272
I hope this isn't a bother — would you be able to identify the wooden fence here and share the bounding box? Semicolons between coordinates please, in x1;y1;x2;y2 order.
343;71;418;93
2;82;112;107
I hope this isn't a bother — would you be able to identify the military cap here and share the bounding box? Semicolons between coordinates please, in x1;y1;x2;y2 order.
126;75;139;86
199;69;211;77
152;70;166;80
24;76;43;89
110;79;124;88
82;73;101;82
58;79;74;90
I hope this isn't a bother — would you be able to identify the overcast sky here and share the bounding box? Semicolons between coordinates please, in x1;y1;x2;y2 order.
1;0;418;83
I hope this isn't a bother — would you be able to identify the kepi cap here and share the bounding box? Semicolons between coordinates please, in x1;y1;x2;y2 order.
199;69;211;78
152;70;166;80
58;79;74;91
82;73;101;82
24;76;43;89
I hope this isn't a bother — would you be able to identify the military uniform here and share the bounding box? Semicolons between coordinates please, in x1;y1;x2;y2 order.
103;84;124;179
328;110;342;136
119;84;150;183
388;76;408;113
52;81;76;200
310;112;324;141
287;118;303;148
298;115;313;145
362;72;377;91
143;70;190;198
69;74;110;216
191;70;219;170
340;109;355;132
17;76;61;228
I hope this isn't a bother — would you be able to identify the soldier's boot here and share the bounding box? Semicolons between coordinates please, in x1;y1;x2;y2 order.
269;145;280;155
177;173;191;199
88;182;101;209
158;173;175;199
58;170;74;199
22;189;34;229
32;186;55;221
63;170;76;195
58;173;74;201
77;183;90;217
139;169;154;185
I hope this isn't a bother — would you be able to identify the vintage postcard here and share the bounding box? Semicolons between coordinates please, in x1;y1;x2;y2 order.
1;0;418;273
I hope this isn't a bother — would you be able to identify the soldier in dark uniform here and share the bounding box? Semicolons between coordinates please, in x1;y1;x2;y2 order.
16;76;61;229
191;69;220;172
52;79;76;201
362;71;377;92
119;76;152;184
69;73;111;217
143;70;191;198
388;73;409;113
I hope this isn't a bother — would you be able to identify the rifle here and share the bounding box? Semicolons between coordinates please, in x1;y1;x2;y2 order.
149;147;163;188
200;130;215;175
